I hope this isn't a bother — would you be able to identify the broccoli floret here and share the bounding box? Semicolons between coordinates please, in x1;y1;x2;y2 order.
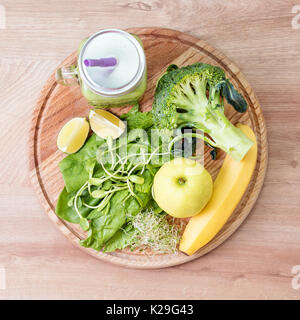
152;63;253;161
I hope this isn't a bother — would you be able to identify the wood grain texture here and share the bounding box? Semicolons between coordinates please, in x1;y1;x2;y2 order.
29;28;267;269
0;0;300;299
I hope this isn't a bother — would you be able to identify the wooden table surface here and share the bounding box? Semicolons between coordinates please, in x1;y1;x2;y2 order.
0;0;300;300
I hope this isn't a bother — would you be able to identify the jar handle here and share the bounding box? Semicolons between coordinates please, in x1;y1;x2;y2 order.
56;65;78;86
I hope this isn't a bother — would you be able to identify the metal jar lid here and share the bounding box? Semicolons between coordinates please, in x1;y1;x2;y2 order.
78;29;146;97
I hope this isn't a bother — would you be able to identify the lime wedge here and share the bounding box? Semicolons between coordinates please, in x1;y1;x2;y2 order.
89;109;125;139
57;117;89;154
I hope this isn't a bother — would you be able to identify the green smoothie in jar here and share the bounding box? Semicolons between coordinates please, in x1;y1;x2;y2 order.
56;29;147;108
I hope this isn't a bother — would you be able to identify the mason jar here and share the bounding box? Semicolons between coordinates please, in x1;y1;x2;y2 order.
56;29;147;107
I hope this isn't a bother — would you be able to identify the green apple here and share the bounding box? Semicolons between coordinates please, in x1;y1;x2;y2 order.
153;157;213;218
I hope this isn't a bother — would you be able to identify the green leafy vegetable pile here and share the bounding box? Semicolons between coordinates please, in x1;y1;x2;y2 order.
56;116;182;252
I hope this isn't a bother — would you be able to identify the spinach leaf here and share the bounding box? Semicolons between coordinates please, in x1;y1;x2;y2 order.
80;190;130;250
120;104;153;130
80;182;149;251
80;218;90;231
124;194;142;219
134;192;151;210
135;170;153;194
59;134;105;192
55;187;100;223
103;224;135;252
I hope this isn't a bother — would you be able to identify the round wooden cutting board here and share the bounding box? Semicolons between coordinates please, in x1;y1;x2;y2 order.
29;28;268;269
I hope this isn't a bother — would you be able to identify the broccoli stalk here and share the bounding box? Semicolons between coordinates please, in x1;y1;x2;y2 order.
152;63;253;161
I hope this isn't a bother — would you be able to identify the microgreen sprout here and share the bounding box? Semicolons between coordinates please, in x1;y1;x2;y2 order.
129;175;144;184
131;208;184;254
73;181;90;230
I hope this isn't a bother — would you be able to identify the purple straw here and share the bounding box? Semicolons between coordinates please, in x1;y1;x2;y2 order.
84;57;117;67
